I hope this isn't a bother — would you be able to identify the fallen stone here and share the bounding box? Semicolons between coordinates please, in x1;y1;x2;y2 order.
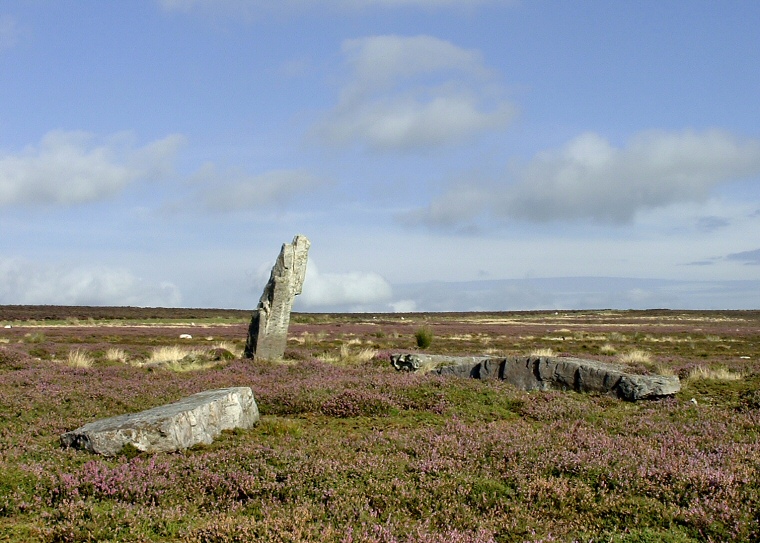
393;354;680;401
245;235;310;360
60;387;259;456
390;353;489;372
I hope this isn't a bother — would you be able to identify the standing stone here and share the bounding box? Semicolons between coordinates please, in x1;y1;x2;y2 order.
244;235;310;360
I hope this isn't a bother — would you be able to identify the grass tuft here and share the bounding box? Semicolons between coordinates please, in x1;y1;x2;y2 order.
687;366;743;382
65;349;93;368
146;345;196;365
104;347;128;363
319;344;377;366
212;341;244;358
530;347;555;357
617;349;652;365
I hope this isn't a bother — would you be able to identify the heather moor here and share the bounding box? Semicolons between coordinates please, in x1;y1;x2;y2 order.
1;307;759;542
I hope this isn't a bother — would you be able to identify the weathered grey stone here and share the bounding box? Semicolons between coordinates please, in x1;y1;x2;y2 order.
60;387;259;456
393;353;681;401
391;353;490;372
245;235;310;360
390;353;422;371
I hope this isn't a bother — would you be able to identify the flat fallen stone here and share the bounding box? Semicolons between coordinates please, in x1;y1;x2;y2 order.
60;387;259;456
390;353;489;372
394;354;681;401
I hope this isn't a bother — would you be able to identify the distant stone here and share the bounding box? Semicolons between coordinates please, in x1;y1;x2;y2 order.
179;334;192;339
393;354;681;401
390;353;421;371
244;235;310;360
60;387;259;456
3;325;11;329
391;353;489;372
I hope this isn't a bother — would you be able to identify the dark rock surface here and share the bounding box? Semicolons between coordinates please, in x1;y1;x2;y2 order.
393;354;681;401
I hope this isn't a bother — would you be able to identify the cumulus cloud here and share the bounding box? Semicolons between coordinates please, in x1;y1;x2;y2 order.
409;129;760;227
0;131;185;206
0;258;182;306
313;35;515;151
190;165;329;212
0;15;19;52
298;261;393;310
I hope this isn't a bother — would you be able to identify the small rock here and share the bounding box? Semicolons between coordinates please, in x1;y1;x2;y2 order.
690;398;698;405
179;334;192;339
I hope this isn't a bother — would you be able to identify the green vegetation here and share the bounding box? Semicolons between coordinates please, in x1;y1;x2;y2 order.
415;326;434;349
0;308;759;542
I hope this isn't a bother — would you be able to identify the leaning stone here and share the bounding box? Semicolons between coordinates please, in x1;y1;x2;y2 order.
245;235;310;360
60;387;259;456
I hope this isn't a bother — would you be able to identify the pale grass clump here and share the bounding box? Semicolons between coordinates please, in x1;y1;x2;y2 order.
529;348;555;357
319;344;377;366
617;349;653;365
213;341;244;358
105;347;128;363
0;338;9;344
599;343;617;355
295;331;328;346
137;344;232;372
66;349;94;368
140;345;197;367
161;357;219;373
687;366;743;382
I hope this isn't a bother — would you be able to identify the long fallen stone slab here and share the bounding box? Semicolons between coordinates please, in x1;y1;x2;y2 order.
61;387;259;456
393;354;680;401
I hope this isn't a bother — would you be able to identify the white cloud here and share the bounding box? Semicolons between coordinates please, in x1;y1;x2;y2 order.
314;35;515;151
0;131;185;206
190;165;328;212
298;261;393;309
0;15;19;52
410;129;760;227
0;258;182;306
389;299;417;312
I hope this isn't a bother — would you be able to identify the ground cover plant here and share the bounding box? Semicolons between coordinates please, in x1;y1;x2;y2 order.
1;308;759;542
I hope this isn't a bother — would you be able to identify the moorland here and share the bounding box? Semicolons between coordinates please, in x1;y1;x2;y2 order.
0;306;759;542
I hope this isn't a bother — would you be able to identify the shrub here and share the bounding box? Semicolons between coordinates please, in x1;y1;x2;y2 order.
415;327;433;349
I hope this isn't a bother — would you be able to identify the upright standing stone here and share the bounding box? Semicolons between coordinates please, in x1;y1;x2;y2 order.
244;235;310;360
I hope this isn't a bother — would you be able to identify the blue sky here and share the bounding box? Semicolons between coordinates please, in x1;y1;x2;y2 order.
1;0;759;311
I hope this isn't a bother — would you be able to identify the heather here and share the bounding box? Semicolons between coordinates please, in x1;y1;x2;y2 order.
1;309;759;542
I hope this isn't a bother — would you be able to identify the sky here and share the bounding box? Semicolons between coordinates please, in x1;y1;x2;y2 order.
1;0;759;312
